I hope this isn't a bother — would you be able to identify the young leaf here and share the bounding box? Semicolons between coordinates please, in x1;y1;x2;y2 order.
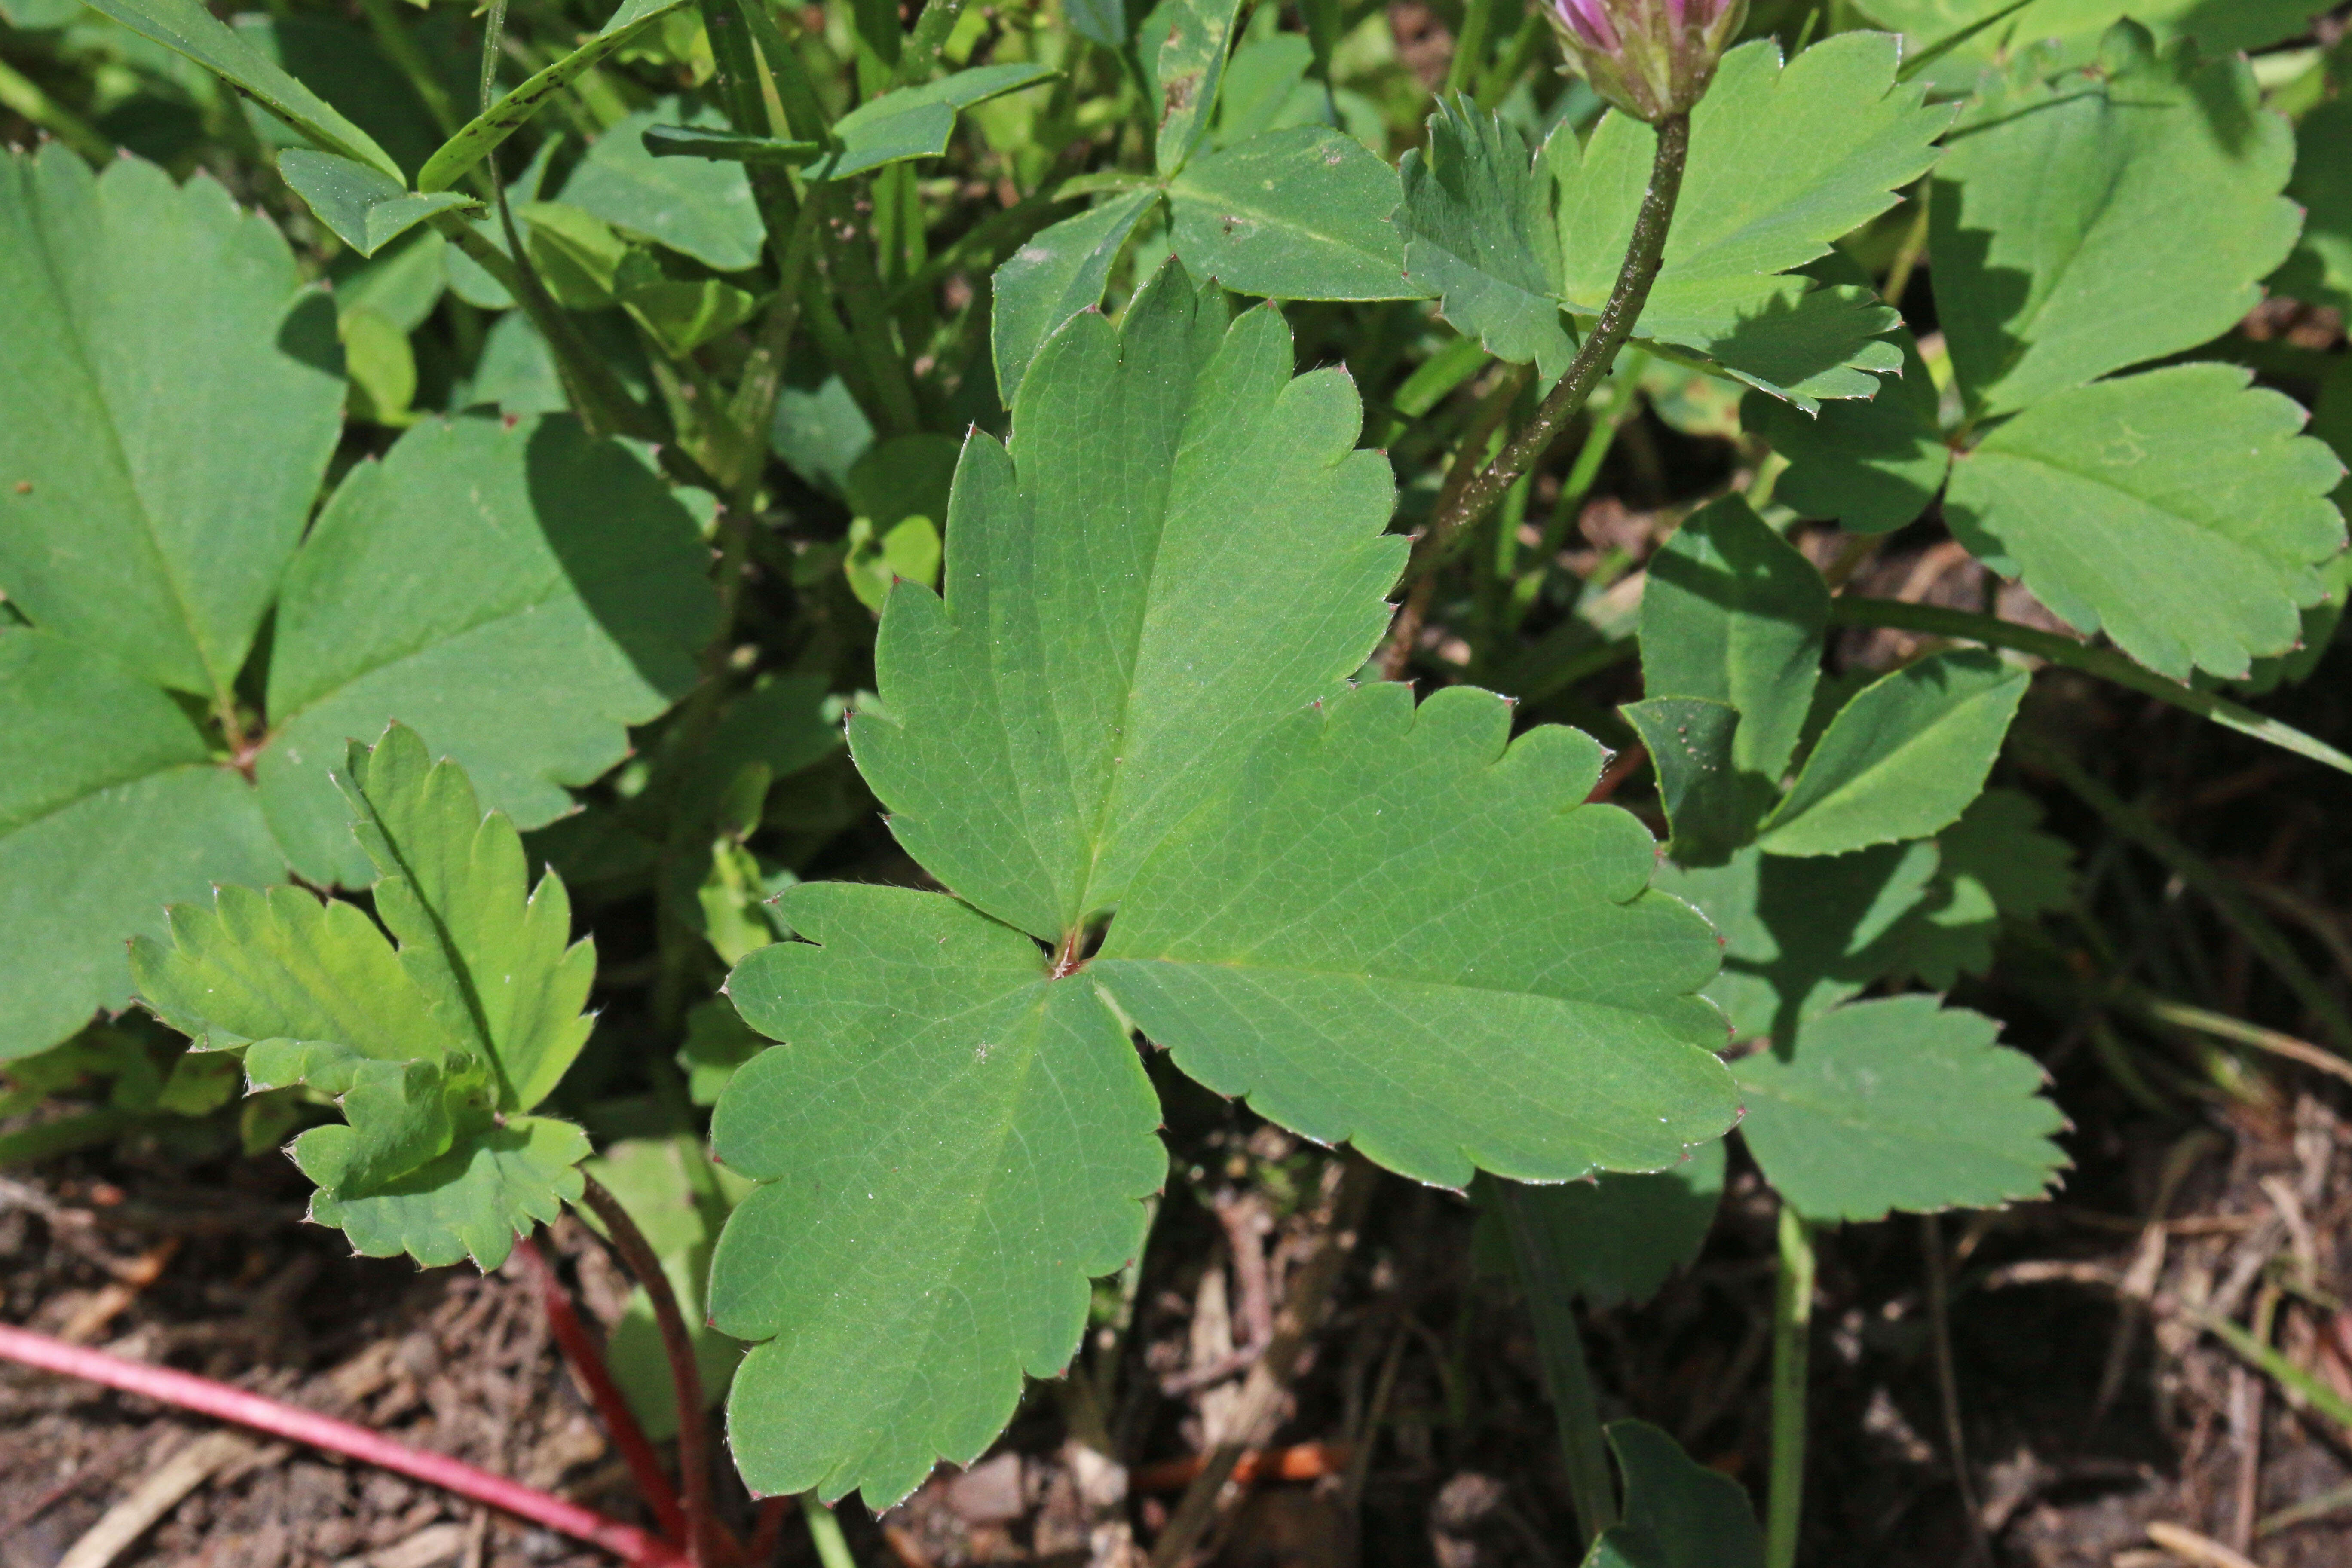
1943;364;2347;683
1655;842;1941;1043
1890;788;2073;989
561;102;766;272
0;631;281;1063
80;0;403;182
415;0;696;194
1621;698;1750;866
1733;996;2068;1222
988;188;1160;403
710;883;1164;1505
1490;1140;1725;1311
1584;1420;1764;1568
256;415;718;884
1166;126;1427;302
1093;683;1738;1188
132;725;598;1267
799;62;1057;182
0;147;343;701
1755;649;2026;858
279;149;476;258
1152;0;1247;176
2277;98;2352;313
1930;28;2300;416
1552;33;1952;404
1743;321;1948;534
1398;99;1573;378
1638;495;1828;815
852;261;1402;941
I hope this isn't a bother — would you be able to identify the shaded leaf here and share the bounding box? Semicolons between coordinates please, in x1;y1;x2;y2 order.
2277;97;2352;313
1890;787;2073;988
712;883;1164;1505
561;101;765;271
1743;322;1947;533
1622;698;1750;867
1094;683;1738;1188
802;63;1056;182
1491;1140;1725;1311
1930;29;2300;415
1733;995;2067;1222
1584;1420;1764;1568
1757;649;2026;858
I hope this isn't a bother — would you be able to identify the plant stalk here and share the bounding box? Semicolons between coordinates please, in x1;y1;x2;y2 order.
801;1494;859;1568
1386;112;1688;671
1496;1180;1618;1548
0;1322;688;1567
1767;1204;1816;1568
580;1173;720;1568
511;1236;686;1544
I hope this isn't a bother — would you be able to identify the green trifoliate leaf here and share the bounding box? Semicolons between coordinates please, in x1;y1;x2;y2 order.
2278;98;2352;313
415;0;695;194
1553;33;1951;407
257;414;717;884
1152;0;1247;175
1733;996;2068;1222
1944;364;2347;683
1622;699;1750;867
80;0;403;181
800;63;1057;182
1889;788;2073;989
0;631;282;1063
1755;650;2026;858
0;147;343;701
1639;496;1828;817
1167;126;1426;302
132;726;597;1268
1584;1421;1764;1568
1930;28;2300;416
711;883;1164;1506
1743;322;1947;534
278;150;476;257
853;261;1402;942
1491;1140;1725;1311
1657;842;1939;1044
1398;99;1573;378
1093;683;1738;1188
989;189;1161;403
561;102;766;271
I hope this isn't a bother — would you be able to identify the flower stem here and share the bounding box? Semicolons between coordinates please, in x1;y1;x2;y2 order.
1496;1179;1618;1549
1767;1203;1816;1568
1387;111;1689;671
0;1322;687;1567
580;1173;721;1568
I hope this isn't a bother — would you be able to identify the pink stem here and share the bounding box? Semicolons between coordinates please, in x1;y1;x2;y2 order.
513;1237;689;1545
0;1322;690;1568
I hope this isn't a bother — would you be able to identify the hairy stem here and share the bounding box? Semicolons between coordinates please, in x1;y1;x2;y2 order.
579;1173;719;1568
1767;1204;1816;1568
0;1322;687;1567
1496;1179;1618;1548
511;1237;686;1543
1390;110;1690;670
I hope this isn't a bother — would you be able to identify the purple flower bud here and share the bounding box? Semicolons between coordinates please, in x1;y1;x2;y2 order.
1544;0;1748;121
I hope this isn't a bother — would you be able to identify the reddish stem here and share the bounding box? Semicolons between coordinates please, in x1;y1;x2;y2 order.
513;1236;688;1544
0;1322;690;1567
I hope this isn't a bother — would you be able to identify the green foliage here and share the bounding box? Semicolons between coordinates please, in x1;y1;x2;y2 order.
1494;1141;1726;1311
279;150;476;257
132;726;597;1267
1732;996;2069;1222
714;259;1736;1504
1583;1420;1764;1568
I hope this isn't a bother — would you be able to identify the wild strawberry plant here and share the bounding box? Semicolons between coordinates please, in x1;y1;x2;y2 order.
0;0;2346;1560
